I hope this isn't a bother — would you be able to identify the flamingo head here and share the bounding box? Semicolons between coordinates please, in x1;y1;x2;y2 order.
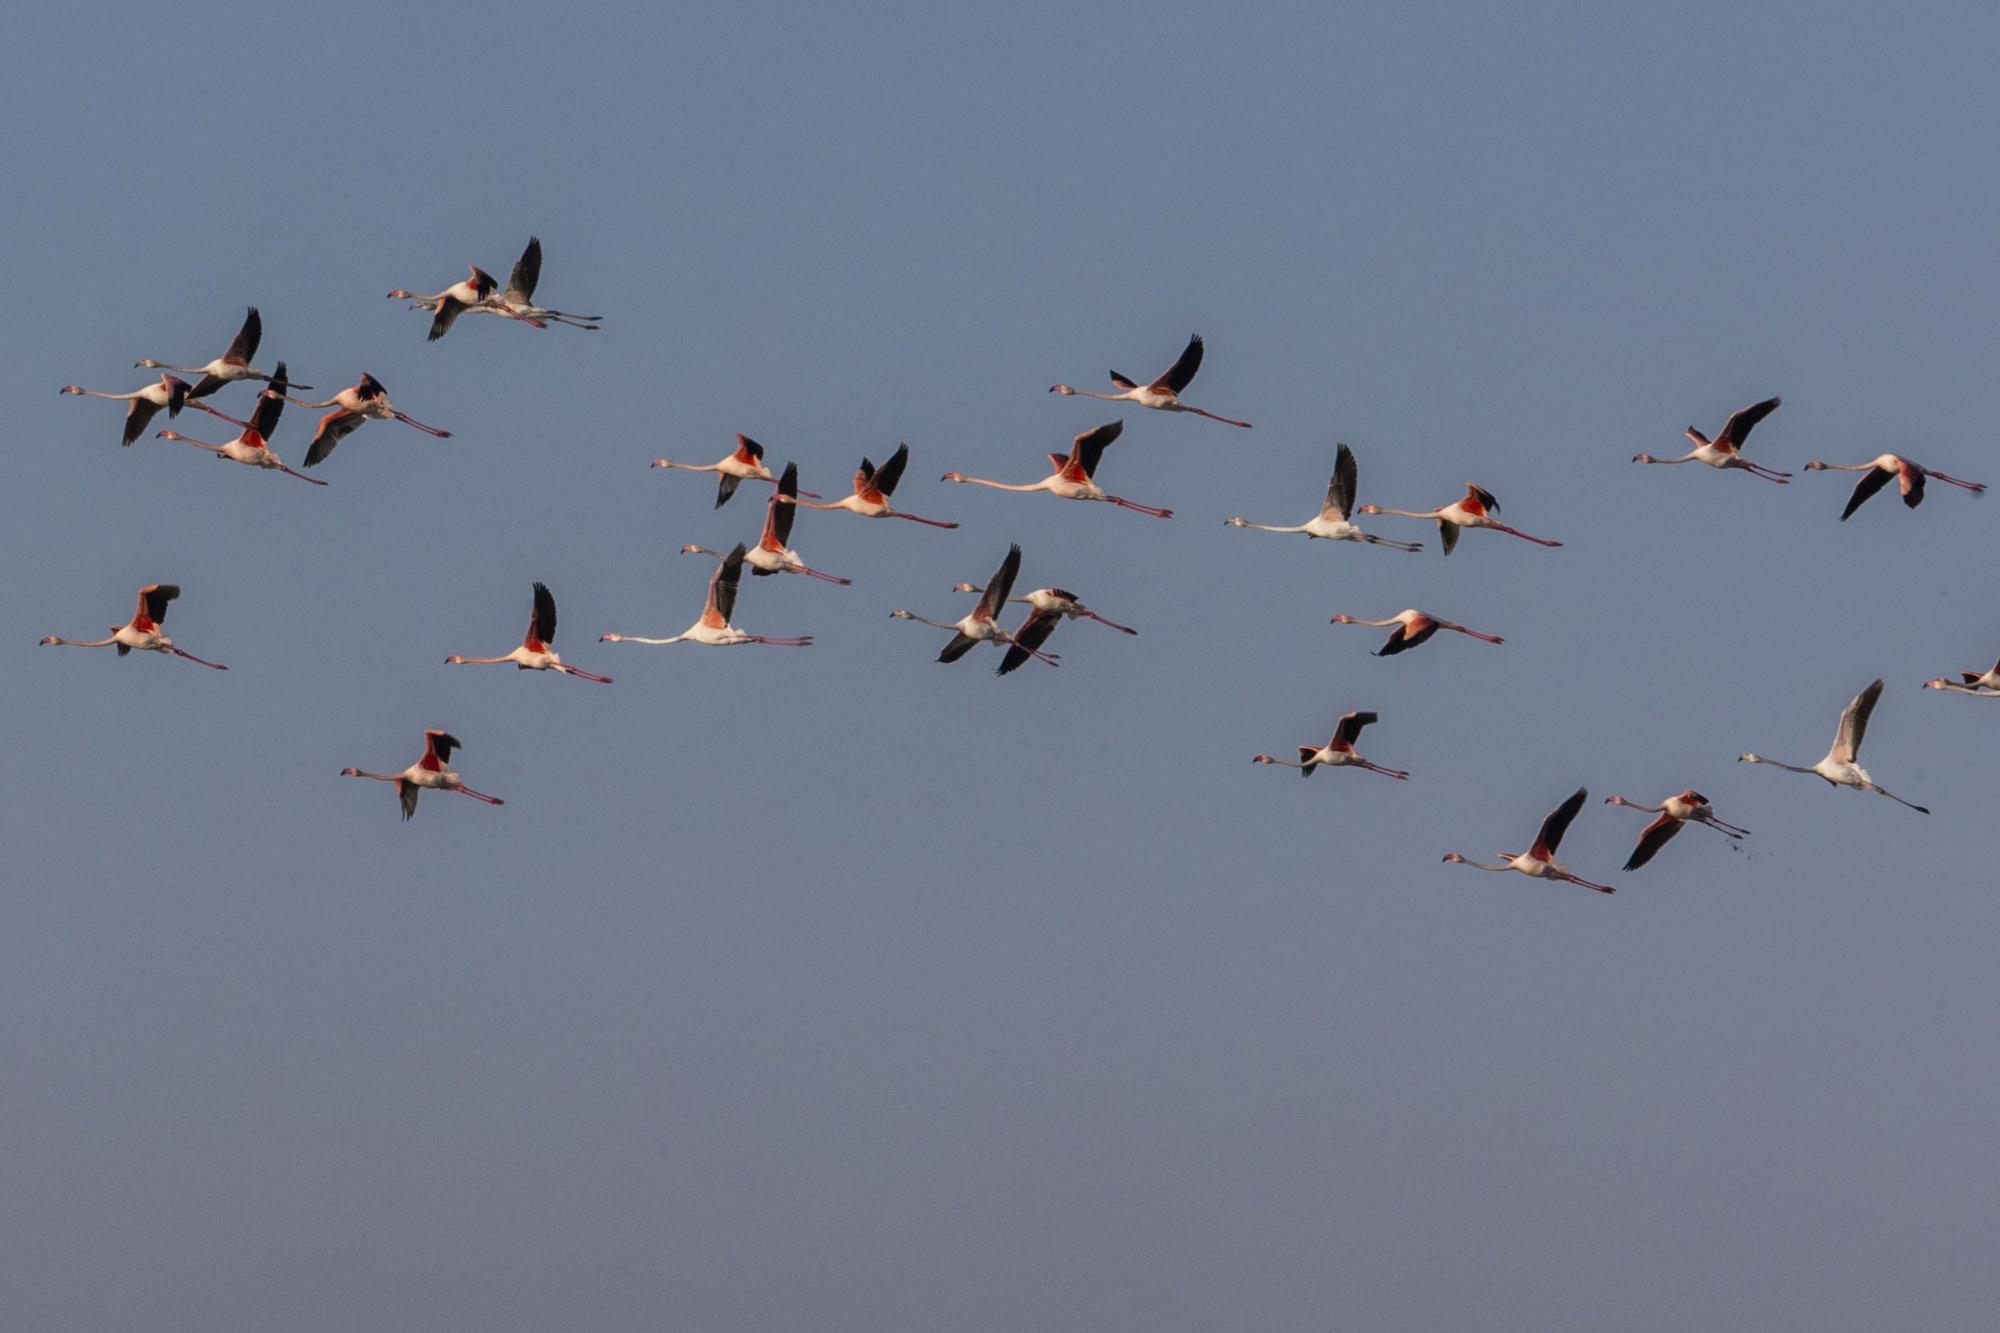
1802;460;1829;471
1631;453;1656;463
1049;384;1075;396
134;359;164;369
949;582;979;594
940;472;965;483
1441;852;1468;864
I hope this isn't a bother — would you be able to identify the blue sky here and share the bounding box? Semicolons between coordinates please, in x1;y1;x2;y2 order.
4;3;1998;1328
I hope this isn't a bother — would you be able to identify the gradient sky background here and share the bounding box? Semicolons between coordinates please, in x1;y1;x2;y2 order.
4;3;1998;1328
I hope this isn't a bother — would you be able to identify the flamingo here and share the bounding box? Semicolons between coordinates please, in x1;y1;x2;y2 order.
782;443;958;528
265;372;451;468
388;265;544;340
940;420;1173;518
135;306;310;398
1330;609;1503;657
1602;790;1752;871
1632;396;1790;482
1223;442;1423;550
156;363;326;485
650;434;813;508
1251;710;1410;780
60;374;250;447
485;236;601;329
1738;678;1929;813
340;729;504;820
681;464;851;583
446;582;612;682
1049;333;1251;428
600;543;812;647
889;544;1059;666
38;583;228;669
1802;454;1987;519
1923;657;2000;695
1442;787;1614;895
1359;484;1562;554
948;583;1137;635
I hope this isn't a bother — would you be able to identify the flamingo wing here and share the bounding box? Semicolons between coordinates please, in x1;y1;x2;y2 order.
871;443;910;498
122;397;163;448
707;544;747;626
428;296;470;342
977;544;1023;622
1718;396;1781;450
1332;710;1378;746
304;408;366;468
1898;461;1927;509
1531;787;1589;859
715;474;743;508
398;778;420;821
1831;678;1883;764
1325;442;1358;520
140;583;180;628
1150;334;1204;394
769;462;799;547
1070;420;1123;478
529;582;557;648
997;608;1060;675
1838;466;1893;520
1624;813;1683;871
507;236;543;304
248;363;289;438
224;306;262;366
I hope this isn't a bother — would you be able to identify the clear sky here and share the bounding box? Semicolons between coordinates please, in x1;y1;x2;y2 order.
4;2;1998;1328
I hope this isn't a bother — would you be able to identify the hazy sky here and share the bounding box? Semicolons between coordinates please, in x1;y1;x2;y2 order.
5;3;1998;1328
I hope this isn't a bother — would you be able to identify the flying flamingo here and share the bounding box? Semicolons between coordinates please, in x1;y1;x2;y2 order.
1049;333;1251;428
446;582;612;682
650;434;815;508
782;443;958;528
948;583;1137;636
60;374;250;447
600;543;812;648
485;236;601;329
135;306;311;399
1330;609;1503;657
1442;787;1614;895
1923;656;2000;696
38;583;228;669
388;265;544;340
340;729;504;820
1602;790;1752;871
264;372;451;468
1223;442;1423;550
1738;678;1929;813
1632;396;1790;482
157;363;326;485
1251;710;1411;780
681;463;851;583
1802;453;1987;519
1359;484;1562;554
889;544;1059;666
940;420;1173;518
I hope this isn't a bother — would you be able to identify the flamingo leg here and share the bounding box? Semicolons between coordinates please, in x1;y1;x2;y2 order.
744;635;814;647
1357;760;1411;780
795;565;853;585
448;783;506;805
170;646;230;670
188;401;252;428
1560;872;1616;895
1108;496;1175;518
1180;405;1253;428
1487;522;1563;547
889;512;960;528
275;462;330;486
560;664;615;683
1080;610;1138;635
1928;471;1986;492
391;410;452;438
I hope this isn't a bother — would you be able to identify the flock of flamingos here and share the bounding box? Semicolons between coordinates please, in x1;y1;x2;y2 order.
45;238;2000;888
